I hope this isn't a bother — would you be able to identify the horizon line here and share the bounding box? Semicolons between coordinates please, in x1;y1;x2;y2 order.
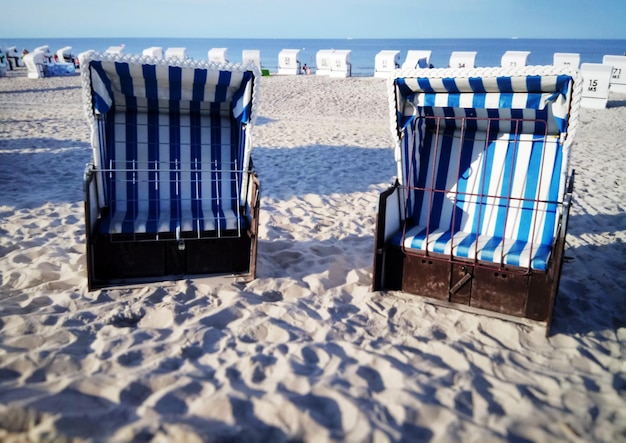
2;36;626;41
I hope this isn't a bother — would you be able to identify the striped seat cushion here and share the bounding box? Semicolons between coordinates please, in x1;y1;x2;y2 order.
98;114;247;235
392;126;563;271
393;226;553;270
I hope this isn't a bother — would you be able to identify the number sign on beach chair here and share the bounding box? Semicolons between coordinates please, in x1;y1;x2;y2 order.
278;49;301;75
553;53;580;70
80;51;261;289
501;51;530;67
373;66;582;333
449;51;477;69
329;50;352;78
602;55;626;93
316;50;333;76
374;50;400;78
580;63;613;109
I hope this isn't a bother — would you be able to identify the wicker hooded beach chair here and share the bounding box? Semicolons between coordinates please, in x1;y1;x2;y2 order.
80;51;260;289
373;65;582;333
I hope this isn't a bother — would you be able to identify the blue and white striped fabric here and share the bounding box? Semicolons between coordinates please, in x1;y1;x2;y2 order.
88;58;255;123
396;74;573;134
98;115;245;235
389;68;578;271
81;52;257;235
392;127;562;269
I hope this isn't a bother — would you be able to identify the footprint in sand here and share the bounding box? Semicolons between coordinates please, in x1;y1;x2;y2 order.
106;306;145;328
238;318;292;344
137;306;175;329
119;381;153;407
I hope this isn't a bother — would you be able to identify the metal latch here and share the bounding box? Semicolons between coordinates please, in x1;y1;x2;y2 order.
176;226;185;251
449;267;472;295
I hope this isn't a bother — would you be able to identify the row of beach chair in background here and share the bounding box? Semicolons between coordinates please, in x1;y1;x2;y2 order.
2;43;624;109
0;45;78;78
107;46;626;109
374;50;624;110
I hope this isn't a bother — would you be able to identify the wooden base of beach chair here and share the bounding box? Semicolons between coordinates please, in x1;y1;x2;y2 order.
87;232;257;290
84;167;260;291
374;231;566;335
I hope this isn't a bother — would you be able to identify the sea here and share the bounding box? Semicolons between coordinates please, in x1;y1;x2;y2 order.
2;37;625;76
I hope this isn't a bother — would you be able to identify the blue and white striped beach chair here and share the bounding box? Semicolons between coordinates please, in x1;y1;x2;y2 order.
373;66;582;332
80;51;260;289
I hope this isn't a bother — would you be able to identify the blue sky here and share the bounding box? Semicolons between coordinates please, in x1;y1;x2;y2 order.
3;0;625;39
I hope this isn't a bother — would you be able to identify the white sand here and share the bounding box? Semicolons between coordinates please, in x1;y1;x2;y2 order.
0;69;625;442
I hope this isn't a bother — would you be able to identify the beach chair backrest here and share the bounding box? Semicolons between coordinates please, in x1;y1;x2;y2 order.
165;47;187;60
580;63;613;109
402;50;432;69
105;46;124;55
553;53;580;70
209;48;228;64
501;51;530;68
242;50;261;71
57;46;74;63
143;47;164;58
602;55;626;93
278;49;301;75
329;50;351;78
23;51;46;78
374;50;400;77
316;50;333;76
449;51;477;69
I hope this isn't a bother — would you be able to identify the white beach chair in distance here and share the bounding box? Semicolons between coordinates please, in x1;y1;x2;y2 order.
501;51;530;68
57;46;75;64
143;47;164;59
449;51;477;68
165;47;187;60
34;45;53;63
374;50;400;78
209;48;228;64
242;50;261;71
5;47;22;69
0;51;5;77
602;55;626;93
23;51;46;78
316;49;333;76
580;63;613;109
105;45;125;55
277;49;301;75
329;50;351;78
553;53;580;69
402;50;432;69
